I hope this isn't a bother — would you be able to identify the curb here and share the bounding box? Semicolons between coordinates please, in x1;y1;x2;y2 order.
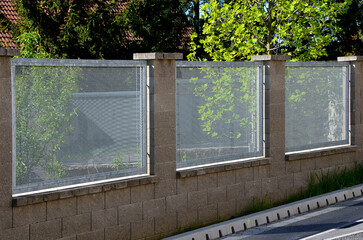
164;184;363;240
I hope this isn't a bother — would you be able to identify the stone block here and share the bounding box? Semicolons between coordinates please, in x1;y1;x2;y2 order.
315;156;332;169
151;145;176;164
105;188;130;209
277;174;294;199
300;158;316;171
118;202;142;224
105;224;131;240
150;126;176;147
268;161;286;177
227;183;244;201
245;180;262;200
187;190;207;210
0;209;12;229
218;200;237;219
155;211;177;236
155;179;176;198
197;173;217;191
253;166;270;180
78;192;104;214
0;225;29;240
133;52;183;60
269;130;285;148
261;177;278;199
207;187;227;205
0;57;11;78
268;89;285;105
152;111;176;129
30;219;61;240
236;198;252;214
198;204;217;224
62;213;91;238
217;170;235;187
143;198;166;220
166;193;188;213
47;198;77;220
152;93;176;113
130;219;154;240
251;55;291;61
92;208;118;230
56;236;76;240
77;230;104;240
235;167;254;183
13;203;46;227
286;160;301;173
177;176;197;194
130;184;154;203
293;172;310;192
153;162;176;180
177;209;198;230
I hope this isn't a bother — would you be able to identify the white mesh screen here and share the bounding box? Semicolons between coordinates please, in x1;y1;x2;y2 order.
176;62;263;168
12;59;147;195
285;63;349;152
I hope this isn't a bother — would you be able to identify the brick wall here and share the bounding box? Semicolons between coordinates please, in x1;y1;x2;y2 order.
1;49;363;239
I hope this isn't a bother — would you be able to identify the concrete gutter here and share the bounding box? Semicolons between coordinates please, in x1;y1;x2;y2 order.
164;184;363;240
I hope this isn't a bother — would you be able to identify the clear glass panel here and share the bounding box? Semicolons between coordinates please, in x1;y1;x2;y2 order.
13;61;146;194
285;65;349;152
176;65;263;168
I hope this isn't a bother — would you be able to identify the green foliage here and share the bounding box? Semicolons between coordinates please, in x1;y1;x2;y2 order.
324;0;363;59
16;65;80;185
16;32;51;58
124;0;190;53
188;0;351;61
112;154;129;170
9;0;191;59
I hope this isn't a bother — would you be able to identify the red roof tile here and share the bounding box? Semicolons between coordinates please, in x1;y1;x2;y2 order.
0;0;17;47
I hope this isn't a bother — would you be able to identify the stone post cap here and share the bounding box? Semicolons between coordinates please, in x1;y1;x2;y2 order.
133;52;183;60
337;56;363;62
251;55;291;61
0;48;20;57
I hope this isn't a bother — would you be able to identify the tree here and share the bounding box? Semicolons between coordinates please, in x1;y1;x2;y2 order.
188;0;352;61
323;0;363;59
8;0;191;59
123;0;190;54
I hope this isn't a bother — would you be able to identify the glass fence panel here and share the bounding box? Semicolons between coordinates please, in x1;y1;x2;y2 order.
12;59;147;195
285;62;349;152
176;62;263;169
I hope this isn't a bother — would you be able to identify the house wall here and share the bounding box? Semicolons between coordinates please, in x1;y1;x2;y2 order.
1;49;363;240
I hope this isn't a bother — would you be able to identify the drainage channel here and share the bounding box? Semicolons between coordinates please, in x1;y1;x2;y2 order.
163;184;363;240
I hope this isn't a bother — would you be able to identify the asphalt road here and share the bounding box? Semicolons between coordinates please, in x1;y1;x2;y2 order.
219;197;363;240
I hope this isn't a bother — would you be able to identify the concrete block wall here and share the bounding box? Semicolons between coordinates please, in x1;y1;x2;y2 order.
1;49;363;239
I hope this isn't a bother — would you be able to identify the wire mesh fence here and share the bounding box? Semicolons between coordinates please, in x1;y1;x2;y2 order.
285;62;350;153
176;61;264;169
12;59;147;194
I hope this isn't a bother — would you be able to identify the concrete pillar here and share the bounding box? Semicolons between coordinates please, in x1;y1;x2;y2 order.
251;55;291;176
0;48;19;230
338;56;363;161
133;53;182;196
